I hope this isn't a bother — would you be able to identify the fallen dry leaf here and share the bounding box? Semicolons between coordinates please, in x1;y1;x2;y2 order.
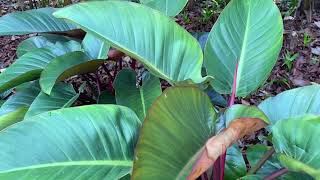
187;118;267;180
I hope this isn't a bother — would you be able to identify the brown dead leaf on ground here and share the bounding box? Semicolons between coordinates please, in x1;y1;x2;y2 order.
187;118;267;180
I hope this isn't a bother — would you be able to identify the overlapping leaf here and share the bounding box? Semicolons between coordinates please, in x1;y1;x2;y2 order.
0;41;81;93
140;0;188;16
259;85;320;124
113;69;161;120
0;105;141;179
0;8;77;35
82;33;109;59
272;115;320;178
40;51;105;95
204;0;283;97
54;1;207;84
24;83;79;119
17;34;72;57
132;86;217;179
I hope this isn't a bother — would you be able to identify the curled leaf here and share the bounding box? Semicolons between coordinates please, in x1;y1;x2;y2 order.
188;118;267;180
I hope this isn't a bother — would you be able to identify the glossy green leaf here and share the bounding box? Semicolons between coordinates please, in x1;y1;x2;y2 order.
17;34;71;57
40;51;105;95
114;69;161;120
132;86;217;179
139;0;188;16
0;105;141;179
246;145;311;179
0;8;77;35
24;83;78;119
259;85;320;124
225;145;247;179
225;104;270;126
204;0;283;97
272;115;320;178
82;33;109;59
0;82;40;130
0;41;81;93
0;81;40;116
54;1;207;84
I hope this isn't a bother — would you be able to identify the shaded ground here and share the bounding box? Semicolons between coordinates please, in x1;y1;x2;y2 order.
0;0;319;105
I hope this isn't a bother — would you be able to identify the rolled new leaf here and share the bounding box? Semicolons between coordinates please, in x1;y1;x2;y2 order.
0;8;77;35
188;118;267;179
54;1;208;84
0;105;141;179
204;0;283;97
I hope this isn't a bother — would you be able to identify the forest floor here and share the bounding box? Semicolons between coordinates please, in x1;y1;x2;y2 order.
0;0;319;105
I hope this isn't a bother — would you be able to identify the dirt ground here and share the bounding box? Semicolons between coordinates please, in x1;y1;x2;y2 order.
0;0;319;105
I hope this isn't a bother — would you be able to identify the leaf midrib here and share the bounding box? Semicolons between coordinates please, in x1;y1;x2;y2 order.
0;160;133;173
235;0;252;96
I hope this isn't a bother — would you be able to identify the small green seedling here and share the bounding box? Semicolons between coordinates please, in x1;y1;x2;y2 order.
283;50;299;70
303;32;312;47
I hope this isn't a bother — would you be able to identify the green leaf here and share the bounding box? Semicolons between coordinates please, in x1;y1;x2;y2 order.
204;0;283;97
272;115;320;178
17;34;72;57
225;104;270;126
0;82;40;130
114;69;161;120
98;91;116;104
54;1;207;84
24;83;79;119
82;33;110;59
0;81;40;116
0;105;141;179
0;107;28;131
132;86;217;179
0;41;81;93
225;145;247;179
259;85;320;124
40;51;105;95
139;0;188;16
246;145;311;179
0;8;77;35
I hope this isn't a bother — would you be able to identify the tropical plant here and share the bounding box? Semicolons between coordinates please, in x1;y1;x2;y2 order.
0;0;319;179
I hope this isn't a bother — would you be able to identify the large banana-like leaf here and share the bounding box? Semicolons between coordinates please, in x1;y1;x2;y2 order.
82;33;110;59
0;105;141;179
113;69;161;120
24;83;79;119
0;8;77;35
54;1;207;84
0;81;40;130
132;86;217;179
17;34;72;57
0;41;81;93
225;145;247;179
259;85;320;124
272;115;320;178
204;0;283;97
139;0;188;16
40;51;105;95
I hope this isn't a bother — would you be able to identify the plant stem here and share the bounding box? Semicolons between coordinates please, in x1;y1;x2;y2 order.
94;73;102;95
249;147;275;175
201;172;209;180
264;168;288;180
